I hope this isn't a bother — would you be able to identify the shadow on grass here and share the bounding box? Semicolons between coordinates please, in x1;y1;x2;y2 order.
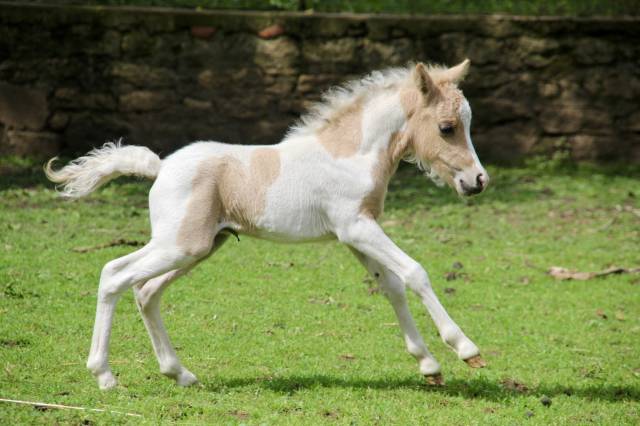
202;374;640;403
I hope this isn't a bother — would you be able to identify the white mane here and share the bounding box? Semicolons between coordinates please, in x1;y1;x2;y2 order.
287;63;450;138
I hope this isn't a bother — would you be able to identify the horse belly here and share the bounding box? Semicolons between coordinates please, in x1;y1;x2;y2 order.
253;185;334;243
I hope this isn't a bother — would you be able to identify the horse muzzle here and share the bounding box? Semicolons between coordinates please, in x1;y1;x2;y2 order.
455;169;489;196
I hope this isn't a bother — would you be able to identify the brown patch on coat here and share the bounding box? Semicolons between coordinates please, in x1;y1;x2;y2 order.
177;148;281;256
399;82;475;187
316;98;364;158
359;131;407;219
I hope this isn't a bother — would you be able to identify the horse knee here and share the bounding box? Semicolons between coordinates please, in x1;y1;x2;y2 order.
381;279;406;303
97;262;127;300
403;263;430;291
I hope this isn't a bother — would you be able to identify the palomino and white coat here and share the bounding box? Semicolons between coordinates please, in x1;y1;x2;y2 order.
46;60;489;390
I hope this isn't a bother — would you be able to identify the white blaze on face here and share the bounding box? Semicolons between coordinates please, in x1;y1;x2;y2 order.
454;98;489;195
459;99;482;169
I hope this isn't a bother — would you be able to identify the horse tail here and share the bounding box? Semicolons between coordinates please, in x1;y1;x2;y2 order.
44;140;161;198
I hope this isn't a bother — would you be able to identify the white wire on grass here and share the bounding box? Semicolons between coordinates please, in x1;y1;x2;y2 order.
0;398;143;418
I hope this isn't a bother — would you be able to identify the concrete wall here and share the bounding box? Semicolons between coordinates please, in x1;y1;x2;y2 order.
1;2;639;163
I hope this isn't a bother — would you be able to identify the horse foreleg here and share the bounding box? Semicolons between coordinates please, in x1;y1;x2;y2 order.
349;248;443;383
339;219;485;379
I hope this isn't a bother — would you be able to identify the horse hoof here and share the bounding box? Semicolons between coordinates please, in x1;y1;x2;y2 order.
424;373;445;386
176;370;199;387
464;355;487;368
97;371;118;390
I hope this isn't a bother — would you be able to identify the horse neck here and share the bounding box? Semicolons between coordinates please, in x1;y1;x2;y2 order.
358;88;409;157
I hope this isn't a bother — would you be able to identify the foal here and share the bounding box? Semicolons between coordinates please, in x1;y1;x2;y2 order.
46;60;489;389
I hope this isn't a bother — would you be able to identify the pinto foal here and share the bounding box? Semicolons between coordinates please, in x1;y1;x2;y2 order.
46;60;489;390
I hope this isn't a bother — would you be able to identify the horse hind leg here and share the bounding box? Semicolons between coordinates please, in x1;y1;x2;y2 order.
133;233;230;386
86;242;199;389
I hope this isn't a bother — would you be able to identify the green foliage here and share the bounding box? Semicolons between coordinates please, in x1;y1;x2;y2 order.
1;161;639;423
20;0;640;15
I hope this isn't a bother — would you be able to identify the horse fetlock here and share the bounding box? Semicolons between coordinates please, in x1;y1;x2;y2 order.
441;329;480;360
160;362;198;386
96;371;118;390
175;369;199;387
159;361;183;378
417;357;441;376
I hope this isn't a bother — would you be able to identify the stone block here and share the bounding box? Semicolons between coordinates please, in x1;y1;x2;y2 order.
473;122;538;164
119;91;172;112
258;24;285;39
110;63;176;88
255;37;299;75
540;104;583;134
517;36;559;55
183;98;212;110
302;38;360;64
64;113;131;153
0;82;48;130
48;112;69;131
362;38;414;67
121;31;153;56
5;130;60;158
54;88;116;110
191;26;217;40
574;38;615;65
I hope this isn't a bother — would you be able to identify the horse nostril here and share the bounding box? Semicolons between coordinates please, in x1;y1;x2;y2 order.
476;173;485;188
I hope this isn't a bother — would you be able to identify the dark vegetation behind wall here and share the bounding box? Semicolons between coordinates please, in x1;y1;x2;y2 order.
18;0;640;16
1;2;639;163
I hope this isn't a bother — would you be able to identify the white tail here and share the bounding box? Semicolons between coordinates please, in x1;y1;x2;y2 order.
44;140;161;198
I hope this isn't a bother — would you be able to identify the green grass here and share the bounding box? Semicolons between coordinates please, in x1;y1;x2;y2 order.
0;158;639;424
21;0;640;16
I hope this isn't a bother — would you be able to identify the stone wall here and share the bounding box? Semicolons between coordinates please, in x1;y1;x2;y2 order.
1;2;639;163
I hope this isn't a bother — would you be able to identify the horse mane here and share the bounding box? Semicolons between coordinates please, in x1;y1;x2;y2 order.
286;63;451;138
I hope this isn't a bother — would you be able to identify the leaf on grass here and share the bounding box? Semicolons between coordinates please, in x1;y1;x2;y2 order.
595;309;608;319
323;410;339;419
340;354;356;361
228;410;249;420
500;378;529;393
548;266;640;281
72;239;145;253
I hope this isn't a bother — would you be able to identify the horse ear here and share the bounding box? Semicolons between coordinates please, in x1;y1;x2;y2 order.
445;59;470;84
412;62;436;97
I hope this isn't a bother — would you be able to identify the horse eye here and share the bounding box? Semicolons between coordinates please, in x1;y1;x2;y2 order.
439;124;454;135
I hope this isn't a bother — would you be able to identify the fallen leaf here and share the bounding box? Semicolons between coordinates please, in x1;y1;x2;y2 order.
445;271;458;281
500;378;529;393
595;309;608;319
339;354;356;361
228;410;249;420
367;287;380;295
548;266;640;281
258;23;284;39
615;311;625;321
323;410;339;419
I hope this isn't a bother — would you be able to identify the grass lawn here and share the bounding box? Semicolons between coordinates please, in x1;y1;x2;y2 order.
0;158;638;424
